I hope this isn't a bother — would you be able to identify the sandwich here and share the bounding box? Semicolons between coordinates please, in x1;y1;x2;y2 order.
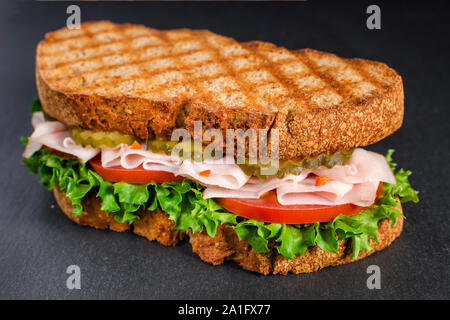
22;21;418;275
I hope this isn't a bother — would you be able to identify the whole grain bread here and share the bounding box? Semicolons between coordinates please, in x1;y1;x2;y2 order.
189;209;403;275
53;187;403;275
53;187;184;246
36;21;403;160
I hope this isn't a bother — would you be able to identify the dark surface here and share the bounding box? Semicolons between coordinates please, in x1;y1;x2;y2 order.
0;0;449;300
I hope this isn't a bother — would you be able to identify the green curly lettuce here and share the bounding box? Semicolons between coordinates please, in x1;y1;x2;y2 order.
23;148;237;228
23;146;418;260
30;97;43;114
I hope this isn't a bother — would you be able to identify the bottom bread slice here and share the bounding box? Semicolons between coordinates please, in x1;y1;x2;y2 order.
53;187;185;246
53;187;403;275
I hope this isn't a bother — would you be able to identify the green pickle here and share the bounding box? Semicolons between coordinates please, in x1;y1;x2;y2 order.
69;128;139;148
147;139;180;154
238;148;355;179
146;139;354;179
147;139;208;161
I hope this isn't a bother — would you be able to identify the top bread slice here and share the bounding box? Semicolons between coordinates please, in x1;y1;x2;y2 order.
36;21;403;160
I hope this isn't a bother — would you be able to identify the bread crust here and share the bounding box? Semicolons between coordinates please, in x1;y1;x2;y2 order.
53;187;184;246
53;187;403;274
190;201;403;275
36;21;404;160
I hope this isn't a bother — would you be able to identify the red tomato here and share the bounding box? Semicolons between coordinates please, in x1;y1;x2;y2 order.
216;182;383;224
89;156;183;184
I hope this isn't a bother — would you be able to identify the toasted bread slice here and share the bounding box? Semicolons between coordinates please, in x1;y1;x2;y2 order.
36;21;403;159
54;187;402;275
53;187;185;246
190;207;403;275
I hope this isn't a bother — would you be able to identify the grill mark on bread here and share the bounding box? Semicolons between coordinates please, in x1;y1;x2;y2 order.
298;49;382;104
348;58;392;92
297;49;352;107
242;42;312;111
199;32;255;111
45;46;204;82
36;21;404;160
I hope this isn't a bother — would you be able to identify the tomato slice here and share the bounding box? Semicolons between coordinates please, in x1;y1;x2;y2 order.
216;182;383;224
89;156;183;184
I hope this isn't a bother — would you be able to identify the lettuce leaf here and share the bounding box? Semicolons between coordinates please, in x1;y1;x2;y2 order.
23;147;419;260
23;149;236;228
30;97;43;114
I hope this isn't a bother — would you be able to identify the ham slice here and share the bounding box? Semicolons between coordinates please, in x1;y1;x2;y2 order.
276;176;355;205
23;115;251;188
177;157;250;189
203;173;309;200
23;112;99;162
24;115;396;207
203;148;396;207
101;144;181;174
100;146;249;189
314;148;396;184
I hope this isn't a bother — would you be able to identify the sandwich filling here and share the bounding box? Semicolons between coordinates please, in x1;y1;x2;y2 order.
23;99;419;260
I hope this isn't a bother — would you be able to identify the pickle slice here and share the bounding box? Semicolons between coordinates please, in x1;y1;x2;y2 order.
238;149;355;179
69;128;139;148
146;139;355;179
147;139;180;155
147;139;208;161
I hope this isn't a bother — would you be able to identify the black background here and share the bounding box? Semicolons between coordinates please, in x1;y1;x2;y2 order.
0;0;449;299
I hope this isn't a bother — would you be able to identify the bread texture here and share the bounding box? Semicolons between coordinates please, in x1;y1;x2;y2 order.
53;187;184;246
53;187;403;275
190;211;403;275
36;21;404;160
